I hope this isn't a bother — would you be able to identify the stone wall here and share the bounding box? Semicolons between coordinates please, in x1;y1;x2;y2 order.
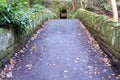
73;9;120;69
0;9;56;67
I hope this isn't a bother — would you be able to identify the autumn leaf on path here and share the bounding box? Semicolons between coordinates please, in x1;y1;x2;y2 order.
20;50;25;54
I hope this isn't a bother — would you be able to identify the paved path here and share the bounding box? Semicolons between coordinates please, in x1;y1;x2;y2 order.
6;19;119;80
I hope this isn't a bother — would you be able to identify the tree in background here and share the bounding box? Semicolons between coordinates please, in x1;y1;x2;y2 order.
77;0;119;22
111;0;118;22
72;0;78;10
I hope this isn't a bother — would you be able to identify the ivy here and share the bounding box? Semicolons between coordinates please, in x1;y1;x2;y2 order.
0;1;45;33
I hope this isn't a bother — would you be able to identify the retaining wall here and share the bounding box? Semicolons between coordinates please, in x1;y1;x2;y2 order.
73;9;120;69
0;9;56;67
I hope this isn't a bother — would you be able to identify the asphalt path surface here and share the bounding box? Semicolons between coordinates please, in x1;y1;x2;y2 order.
5;19;120;80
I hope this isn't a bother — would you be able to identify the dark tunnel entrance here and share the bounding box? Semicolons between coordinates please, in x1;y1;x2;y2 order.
60;9;67;19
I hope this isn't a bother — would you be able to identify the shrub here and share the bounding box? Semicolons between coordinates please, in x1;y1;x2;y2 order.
0;2;45;33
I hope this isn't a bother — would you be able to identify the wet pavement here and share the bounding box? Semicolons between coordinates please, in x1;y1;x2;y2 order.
3;19;120;80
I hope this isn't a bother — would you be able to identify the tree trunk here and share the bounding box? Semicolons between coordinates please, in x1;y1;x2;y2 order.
111;0;118;22
27;0;30;8
72;0;78;10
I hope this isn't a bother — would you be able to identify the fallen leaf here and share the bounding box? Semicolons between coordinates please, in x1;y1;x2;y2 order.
31;37;35;41
66;58;70;60
87;66;92;69
118;75;120;77
116;76;120;79
103;58;109;63
1;74;6;79
89;76;93;79
63;75;67;78
20;50;25;54
0;71;6;79
95;72;100;75
63;70;68;73
108;76;112;78
4;65;12;72
74;60;78;63
10;58;17;65
25;64;32;70
6;71;13;78
0;78;3;80
73;67;77;70
111;73;116;76
76;57;80;60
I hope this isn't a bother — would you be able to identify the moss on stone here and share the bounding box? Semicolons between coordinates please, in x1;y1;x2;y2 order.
73;8;120;67
0;9;56;68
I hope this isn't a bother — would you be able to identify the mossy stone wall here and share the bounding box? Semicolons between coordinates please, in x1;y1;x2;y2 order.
73;9;120;69
0;9;56;68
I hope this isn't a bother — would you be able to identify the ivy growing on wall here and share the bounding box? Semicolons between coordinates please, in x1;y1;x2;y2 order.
0;0;44;33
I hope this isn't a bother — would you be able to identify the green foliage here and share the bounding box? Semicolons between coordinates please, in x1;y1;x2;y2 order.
31;5;44;13
97;0;112;11
0;0;6;4
0;1;45;33
0;3;14;26
73;9;120;47
77;0;113;12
